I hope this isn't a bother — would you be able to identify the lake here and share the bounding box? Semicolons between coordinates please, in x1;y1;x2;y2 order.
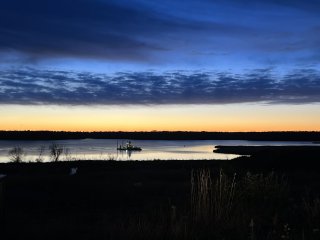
0;139;315;162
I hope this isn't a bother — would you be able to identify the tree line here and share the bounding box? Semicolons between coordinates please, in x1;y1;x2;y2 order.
0;130;320;141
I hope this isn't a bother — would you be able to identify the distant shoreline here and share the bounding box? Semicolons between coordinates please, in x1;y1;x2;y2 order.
0;130;320;141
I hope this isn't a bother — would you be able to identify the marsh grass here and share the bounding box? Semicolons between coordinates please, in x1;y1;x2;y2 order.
63;148;73;161
2;159;319;239
302;196;320;239
104;169;296;240
35;145;45;162
0;181;3;223
189;169;239;239
189;170;296;240
190;169;237;227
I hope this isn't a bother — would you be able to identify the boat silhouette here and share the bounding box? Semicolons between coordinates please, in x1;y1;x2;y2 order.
117;141;142;151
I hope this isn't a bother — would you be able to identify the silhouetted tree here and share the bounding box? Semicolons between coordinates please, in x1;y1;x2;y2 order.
49;143;63;162
8;146;24;163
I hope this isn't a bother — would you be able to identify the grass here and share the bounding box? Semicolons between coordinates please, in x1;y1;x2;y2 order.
190;169;236;227
188;169;289;239
302;196;320;239
121;170;320;239
91;168;318;240
1;155;320;239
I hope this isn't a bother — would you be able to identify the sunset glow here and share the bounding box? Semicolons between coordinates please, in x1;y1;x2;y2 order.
1;104;319;131
1;0;320;132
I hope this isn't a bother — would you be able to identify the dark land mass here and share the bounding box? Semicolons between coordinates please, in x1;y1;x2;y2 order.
1;146;320;239
214;145;320;170
0;130;320;141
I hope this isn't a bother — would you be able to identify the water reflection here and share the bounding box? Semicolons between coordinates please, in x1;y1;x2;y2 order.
0;139;314;163
116;149;133;160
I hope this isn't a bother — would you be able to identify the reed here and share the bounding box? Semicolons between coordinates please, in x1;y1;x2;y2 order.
35;145;45;162
189;169;291;239
190;169;237;226
302;196;320;239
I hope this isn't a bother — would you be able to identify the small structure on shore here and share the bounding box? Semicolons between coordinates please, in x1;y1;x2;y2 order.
117;141;142;151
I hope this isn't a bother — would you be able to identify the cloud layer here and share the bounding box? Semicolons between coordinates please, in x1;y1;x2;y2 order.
1;0;320;107
1;68;320;105
1;0;319;66
0;0;167;61
0;0;250;62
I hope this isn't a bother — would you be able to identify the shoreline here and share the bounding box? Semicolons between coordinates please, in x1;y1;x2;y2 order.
1;146;320;239
0;145;319;170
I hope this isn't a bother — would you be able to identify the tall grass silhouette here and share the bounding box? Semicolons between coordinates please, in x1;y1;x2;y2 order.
190;169;236;226
109;168;294;239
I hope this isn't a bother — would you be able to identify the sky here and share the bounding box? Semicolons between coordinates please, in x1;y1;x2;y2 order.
0;0;320;131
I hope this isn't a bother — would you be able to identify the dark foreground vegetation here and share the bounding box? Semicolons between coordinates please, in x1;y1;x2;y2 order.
1;130;320;141
1;146;320;239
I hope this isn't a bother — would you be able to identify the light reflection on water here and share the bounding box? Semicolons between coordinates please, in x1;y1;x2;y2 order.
0;139;314;162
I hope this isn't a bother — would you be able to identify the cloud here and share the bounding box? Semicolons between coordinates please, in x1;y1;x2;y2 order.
0;0;256;62
217;0;320;12
0;0;167;61
1;68;320;105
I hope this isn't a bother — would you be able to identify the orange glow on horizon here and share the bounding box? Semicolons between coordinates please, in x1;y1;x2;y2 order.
1;104;320;132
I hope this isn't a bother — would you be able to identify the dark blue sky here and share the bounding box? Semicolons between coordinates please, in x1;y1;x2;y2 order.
0;0;320;105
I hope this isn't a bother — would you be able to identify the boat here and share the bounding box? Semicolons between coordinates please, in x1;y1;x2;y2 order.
117;141;142;151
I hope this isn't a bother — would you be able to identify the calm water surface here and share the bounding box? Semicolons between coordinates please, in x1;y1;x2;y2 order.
0;139;315;162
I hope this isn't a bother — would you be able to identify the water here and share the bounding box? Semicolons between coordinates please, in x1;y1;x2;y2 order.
0;139;315;163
